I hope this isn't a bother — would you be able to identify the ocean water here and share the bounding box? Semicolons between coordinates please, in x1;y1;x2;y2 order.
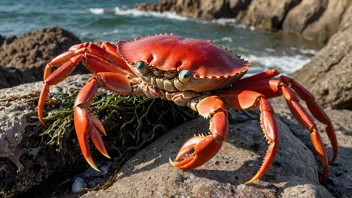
0;0;323;75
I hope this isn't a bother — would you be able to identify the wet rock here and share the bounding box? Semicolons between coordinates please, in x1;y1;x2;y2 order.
291;26;352;109
0;35;5;46
0;66;35;89
0;26;87;85
229;0;252;17
72;177;87;193
82;113;333;197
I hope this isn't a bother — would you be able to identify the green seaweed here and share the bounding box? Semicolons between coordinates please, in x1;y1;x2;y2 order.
39;89;197;190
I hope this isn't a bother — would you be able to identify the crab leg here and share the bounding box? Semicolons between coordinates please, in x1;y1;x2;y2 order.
43;42;131;80
38;47;131;127
280;75;337;163
74;72;132;171
232;79;332;181
236;69;280;85
218;90;279;184
38;54;83;127
170;96;229;170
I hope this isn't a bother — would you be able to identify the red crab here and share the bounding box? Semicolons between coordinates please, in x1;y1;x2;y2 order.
38;34;337;184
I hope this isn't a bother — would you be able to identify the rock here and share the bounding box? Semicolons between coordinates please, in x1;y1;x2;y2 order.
291;27;352;109
0;74;91;197
283;0;327;34
82;112;333;197
0;35;5;46
0;26;87;84
134;0;240;20
301;0;351;43
0;66;36;89
72;177;87;193
270;97;352;198
339;4;352;31
240;0;301;30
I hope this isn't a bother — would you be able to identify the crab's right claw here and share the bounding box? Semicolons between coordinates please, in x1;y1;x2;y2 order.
170;135;222;169
74;106;110;171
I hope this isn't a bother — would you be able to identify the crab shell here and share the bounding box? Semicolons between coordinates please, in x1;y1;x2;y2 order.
117;34;252;92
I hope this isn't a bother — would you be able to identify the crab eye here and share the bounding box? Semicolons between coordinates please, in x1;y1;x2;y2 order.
178;70;191;83
136;61;149;75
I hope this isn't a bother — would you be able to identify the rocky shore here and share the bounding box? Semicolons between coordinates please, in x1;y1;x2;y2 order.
0;19;351;198
134;0;352;43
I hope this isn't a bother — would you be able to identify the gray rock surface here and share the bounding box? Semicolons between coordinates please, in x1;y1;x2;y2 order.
271;97;352;198
0;74;90;197
82;112;333;197
291;26;352;109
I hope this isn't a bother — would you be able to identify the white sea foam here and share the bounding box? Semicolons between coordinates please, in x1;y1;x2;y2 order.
102;29;120;35
242;54;310;74
221;37;233;42
265;48;276;53
290;47;317;55
113;7;189;21
89;8;104;15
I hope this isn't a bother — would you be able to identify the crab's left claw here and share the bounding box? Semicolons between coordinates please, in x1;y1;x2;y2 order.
171;96;229;170
170;135;223;169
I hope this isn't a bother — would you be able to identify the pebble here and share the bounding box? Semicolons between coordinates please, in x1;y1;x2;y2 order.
72;177;87;193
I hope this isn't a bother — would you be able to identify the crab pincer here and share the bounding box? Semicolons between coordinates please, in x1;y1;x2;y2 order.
170;96;229;170
170;135;223;169
73;78;111;170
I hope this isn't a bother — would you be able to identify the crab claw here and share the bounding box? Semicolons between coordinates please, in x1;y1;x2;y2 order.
74;106;110;171
170;135;222;169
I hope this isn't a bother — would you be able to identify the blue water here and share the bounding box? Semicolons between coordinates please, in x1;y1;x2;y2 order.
0;0;322;75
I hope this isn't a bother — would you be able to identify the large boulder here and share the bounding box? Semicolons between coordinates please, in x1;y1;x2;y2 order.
291;27;352;109
0;26;86;85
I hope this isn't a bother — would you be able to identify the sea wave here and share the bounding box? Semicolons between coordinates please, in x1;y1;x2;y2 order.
88;8;105;15
113;7;189;21
242;54;310;74
87;7;248;27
